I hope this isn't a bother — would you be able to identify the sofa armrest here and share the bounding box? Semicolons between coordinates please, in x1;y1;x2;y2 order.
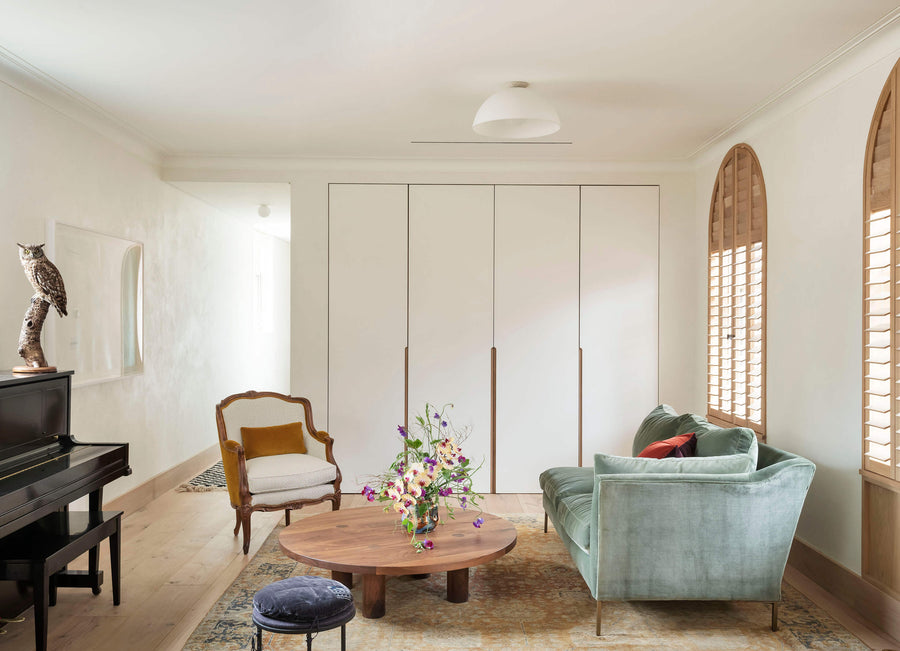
590;459;815;602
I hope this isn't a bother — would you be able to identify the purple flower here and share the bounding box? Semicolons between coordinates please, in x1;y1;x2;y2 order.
463;486;469;493
398;425;408;438
460;496;467;509
458;456;466;463
361;485;377;501
438;487;452;497
422;539;434;550
441;420;447;427
473;517;484;528
433;412;440;420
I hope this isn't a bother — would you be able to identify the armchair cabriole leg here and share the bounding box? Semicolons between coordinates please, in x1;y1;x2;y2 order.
543;512;548;533
596;600;602;636
240;507;252;554
771;601;779;631
233;509;241;536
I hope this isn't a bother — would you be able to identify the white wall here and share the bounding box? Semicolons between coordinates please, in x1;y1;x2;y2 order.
0;79;290;502
692;23;900;573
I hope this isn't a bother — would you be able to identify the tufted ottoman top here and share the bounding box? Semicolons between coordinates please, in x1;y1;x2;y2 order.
252;576;355;631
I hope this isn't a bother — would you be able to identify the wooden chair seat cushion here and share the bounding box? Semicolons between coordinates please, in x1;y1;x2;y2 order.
252;576;355;631
246;453;337;494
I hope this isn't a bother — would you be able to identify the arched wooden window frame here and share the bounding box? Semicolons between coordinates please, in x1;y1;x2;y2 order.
862;60;898;480
707;143;767;439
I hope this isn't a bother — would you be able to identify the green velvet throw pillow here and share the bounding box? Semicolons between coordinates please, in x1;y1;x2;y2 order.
694;426;758;469
594;452;755;475
630;405;692;456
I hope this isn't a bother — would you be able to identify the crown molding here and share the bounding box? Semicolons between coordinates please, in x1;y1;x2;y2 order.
0;45;166;166
688;7;900;165
161;155;693;181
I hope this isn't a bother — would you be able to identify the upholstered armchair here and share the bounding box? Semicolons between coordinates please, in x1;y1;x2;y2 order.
215;391;341;554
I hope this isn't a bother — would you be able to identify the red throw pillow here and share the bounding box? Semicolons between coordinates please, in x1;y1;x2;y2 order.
638;432;697;459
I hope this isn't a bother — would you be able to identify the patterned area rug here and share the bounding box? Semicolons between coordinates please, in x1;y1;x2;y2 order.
176;460;227;492
184;513;868;650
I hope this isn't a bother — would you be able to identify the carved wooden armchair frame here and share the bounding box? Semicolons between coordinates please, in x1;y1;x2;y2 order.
215;390;342;554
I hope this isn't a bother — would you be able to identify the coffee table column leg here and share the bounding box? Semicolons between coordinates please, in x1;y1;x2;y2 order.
332;570;352;588
362;574;386;618
446;568;469;603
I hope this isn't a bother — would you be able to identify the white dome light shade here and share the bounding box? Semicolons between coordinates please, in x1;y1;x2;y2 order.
472;81;560;139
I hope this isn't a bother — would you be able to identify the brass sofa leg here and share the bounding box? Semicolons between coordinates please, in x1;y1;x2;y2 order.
596;600;602;636
771;601;779;631
544;512;548;533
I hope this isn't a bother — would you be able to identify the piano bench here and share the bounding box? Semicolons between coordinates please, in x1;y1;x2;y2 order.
0;510;122;651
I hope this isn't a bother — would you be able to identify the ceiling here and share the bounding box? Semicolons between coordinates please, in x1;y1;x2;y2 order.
0;1;898;161
167;182;291;241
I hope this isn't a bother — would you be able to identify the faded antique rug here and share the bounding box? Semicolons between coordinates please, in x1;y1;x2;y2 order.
184;514;868;650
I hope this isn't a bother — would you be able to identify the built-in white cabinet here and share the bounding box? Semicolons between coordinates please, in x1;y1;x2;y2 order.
580;186;659;457
494;186;581;492
328;184;407;490
408;185;494;493
327;182;659;493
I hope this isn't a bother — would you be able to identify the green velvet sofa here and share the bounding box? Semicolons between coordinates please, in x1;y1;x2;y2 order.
539;405;816;636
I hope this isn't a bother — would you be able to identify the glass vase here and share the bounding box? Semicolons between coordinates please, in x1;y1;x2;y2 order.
415;496;439;534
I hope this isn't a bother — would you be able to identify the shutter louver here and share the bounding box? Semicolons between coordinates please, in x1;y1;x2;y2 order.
708;144;766;437
863;77;894;477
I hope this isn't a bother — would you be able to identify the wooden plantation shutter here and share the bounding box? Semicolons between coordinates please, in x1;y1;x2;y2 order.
708;144;766;437
863;63;896;478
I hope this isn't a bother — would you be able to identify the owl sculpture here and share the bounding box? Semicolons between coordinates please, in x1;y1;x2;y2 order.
17;243;67;317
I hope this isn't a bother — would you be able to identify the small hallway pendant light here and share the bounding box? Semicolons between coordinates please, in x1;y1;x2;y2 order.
472;81;560;139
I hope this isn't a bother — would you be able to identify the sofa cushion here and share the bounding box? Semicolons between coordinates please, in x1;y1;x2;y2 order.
638;432;697;459
631;405;694;456
671;412;759;469
245;453;336;494
539;466;594;509
241;421;307;459
594;452;756;475
556;493;593;550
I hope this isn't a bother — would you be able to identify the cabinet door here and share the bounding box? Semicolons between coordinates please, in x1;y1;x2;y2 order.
581;186;659;458
495;186;580;492
328;184;407;490
408;185;494;493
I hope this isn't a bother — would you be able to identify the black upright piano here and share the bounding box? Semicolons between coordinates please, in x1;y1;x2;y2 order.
0;370;130;619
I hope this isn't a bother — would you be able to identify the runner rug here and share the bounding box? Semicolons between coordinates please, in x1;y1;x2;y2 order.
176;461;227;492
184;513;867;650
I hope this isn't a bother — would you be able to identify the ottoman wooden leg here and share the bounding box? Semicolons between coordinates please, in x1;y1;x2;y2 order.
447;568;469;603
362;574;385;618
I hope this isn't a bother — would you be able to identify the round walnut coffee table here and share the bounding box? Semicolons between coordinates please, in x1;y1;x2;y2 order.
279;506;517;618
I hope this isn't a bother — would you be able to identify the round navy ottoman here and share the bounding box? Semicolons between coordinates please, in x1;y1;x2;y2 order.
251;575;355;651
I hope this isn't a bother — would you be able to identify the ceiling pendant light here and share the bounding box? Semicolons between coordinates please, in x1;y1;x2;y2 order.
472;81;560;139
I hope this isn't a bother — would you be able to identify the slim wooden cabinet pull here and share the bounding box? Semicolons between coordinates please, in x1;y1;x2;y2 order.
491;347;497;495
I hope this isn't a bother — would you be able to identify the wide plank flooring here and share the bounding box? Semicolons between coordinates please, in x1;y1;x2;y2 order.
0;489;897;650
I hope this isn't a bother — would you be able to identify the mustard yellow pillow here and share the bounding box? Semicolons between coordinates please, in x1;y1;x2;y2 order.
240;421;307;459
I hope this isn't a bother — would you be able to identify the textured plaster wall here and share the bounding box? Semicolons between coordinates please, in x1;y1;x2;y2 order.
0;80;289;501
692;25;900;573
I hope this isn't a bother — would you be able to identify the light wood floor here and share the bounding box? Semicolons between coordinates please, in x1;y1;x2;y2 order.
1;490;898;650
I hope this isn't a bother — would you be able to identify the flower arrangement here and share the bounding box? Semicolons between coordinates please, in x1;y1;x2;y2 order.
362;403;484;551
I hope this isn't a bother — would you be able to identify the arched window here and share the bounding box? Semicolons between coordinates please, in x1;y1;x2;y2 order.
863;61;897;479
707;144;767;437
